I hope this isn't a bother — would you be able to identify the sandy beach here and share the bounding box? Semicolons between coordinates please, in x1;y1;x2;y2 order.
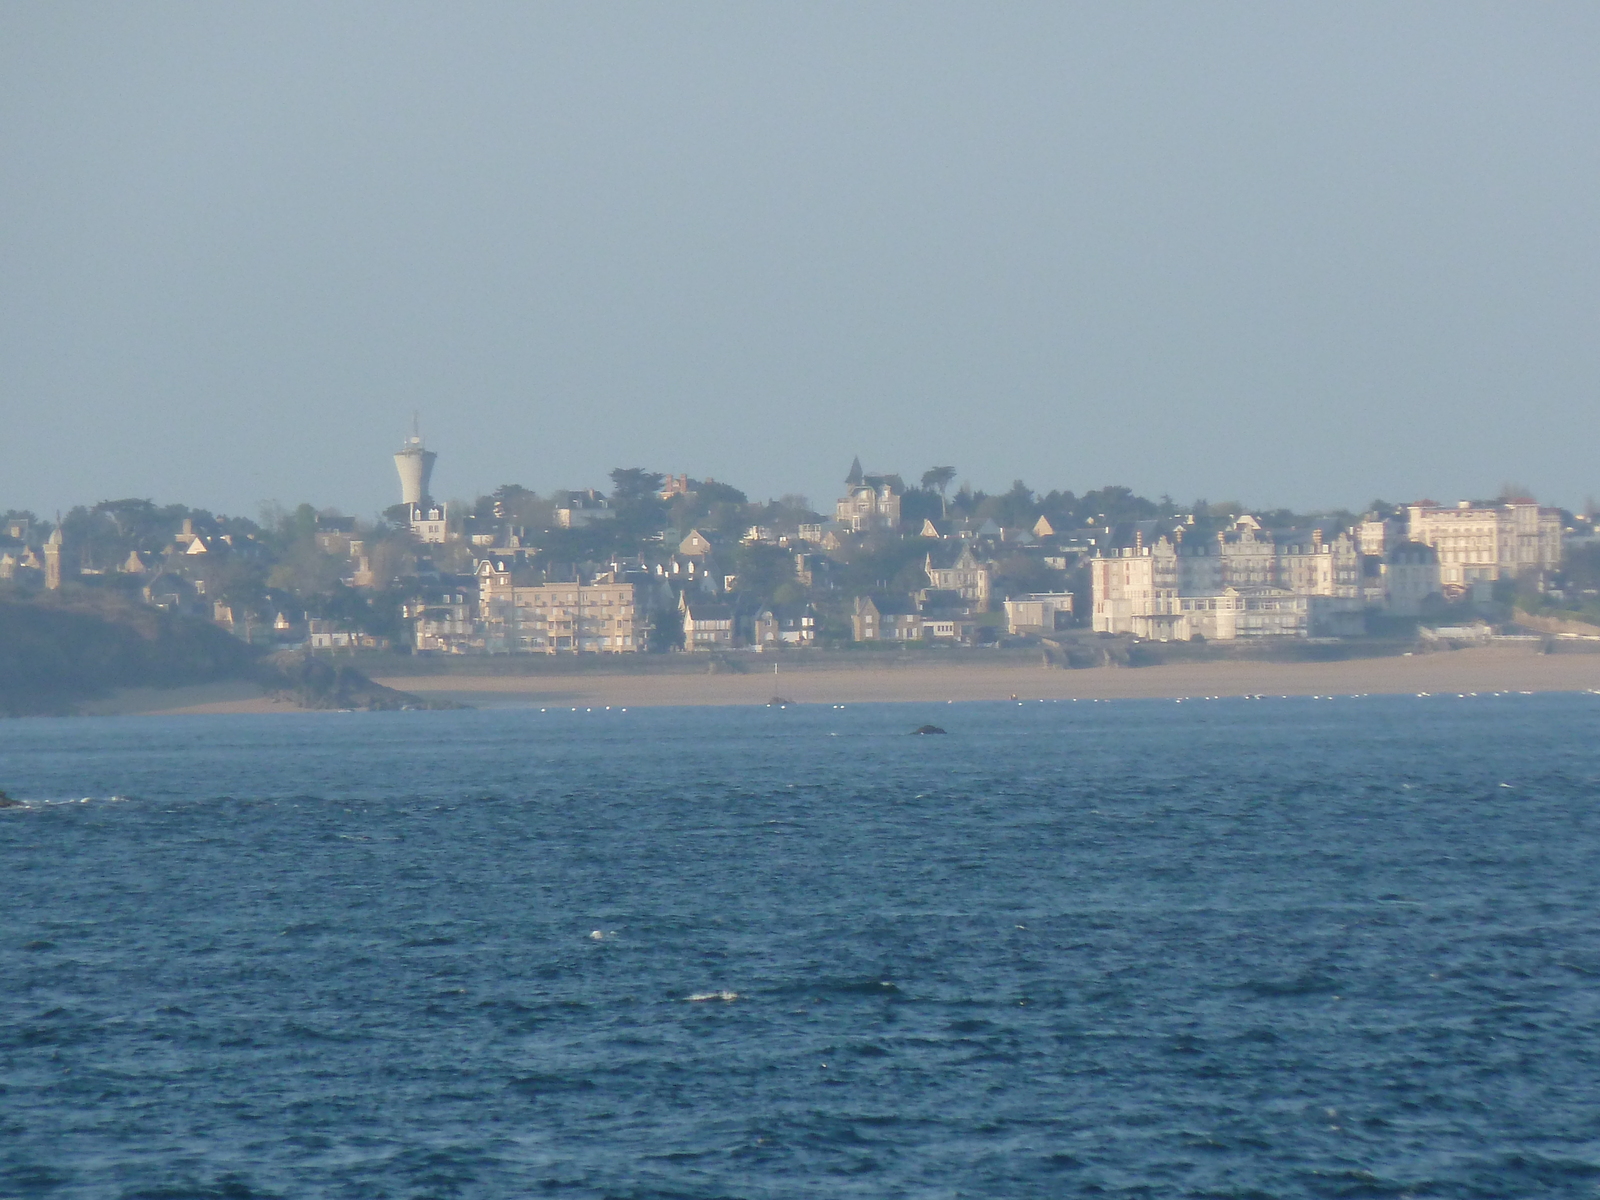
369;645;1600;710
77;682;298;717
72;645;1600;716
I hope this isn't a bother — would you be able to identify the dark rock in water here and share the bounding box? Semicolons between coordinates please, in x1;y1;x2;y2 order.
0;789;22;808
911;725;947;735
768;697;796;707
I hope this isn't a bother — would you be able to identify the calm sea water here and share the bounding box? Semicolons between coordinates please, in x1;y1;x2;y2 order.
2;694;1599;1199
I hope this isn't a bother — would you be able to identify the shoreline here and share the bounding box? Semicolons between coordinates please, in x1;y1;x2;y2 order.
70;645;1600;715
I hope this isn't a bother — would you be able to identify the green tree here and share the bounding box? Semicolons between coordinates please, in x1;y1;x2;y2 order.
667;478;750;540
609;467;668;541
831;539;929;599
992;554;1066;599
266;541;345;596
267;503;321;550
899;488;943;529
949;484;983;519
731;543;795;604
994;480;1035;529
920;466;957;516
1036;489;1078;528
486;484;551;526
609;468;665;500
533;523;621;562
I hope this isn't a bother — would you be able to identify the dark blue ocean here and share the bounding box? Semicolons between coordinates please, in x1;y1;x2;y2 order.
3;693;1600;1199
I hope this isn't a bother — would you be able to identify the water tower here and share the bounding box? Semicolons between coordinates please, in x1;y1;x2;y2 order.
393;428;436;506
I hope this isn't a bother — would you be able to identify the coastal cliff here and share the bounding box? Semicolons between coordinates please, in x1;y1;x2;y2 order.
0;594;448;716
0;594;257;716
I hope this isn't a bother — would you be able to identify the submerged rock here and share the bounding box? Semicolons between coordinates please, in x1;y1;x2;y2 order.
0;789;22;808
911;724;947;735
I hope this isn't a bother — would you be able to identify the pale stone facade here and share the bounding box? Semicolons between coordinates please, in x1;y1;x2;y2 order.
1003;592;1074;634
924;544;993;611
681;597;735;651
852;594;922;641
1358;517;1405;558
835;482;902;533
1404;501;1561;591
407;591;478;653
478;558;640;653
834;458;903;533
1379;542;1441;616
43;527;62;591
409;502;450;545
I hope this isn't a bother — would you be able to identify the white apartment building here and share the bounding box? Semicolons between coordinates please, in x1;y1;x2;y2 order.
1090;519;1369;640
1405;500;1561;592
406;591;478;653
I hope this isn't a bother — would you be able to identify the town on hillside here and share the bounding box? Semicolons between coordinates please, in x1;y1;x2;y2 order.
4;435;1599;656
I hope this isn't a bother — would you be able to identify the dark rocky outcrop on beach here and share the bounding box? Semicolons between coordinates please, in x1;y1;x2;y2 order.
259;651;461;712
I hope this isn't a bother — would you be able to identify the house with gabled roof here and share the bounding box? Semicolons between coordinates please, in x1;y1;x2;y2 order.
678;528;721;557
851;594;922;642
752;602;818;648
924;542;993;611
835;457;904;533
681;594;736;651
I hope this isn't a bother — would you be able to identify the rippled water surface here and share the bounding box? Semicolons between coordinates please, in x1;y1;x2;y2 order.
3;694;1600;1198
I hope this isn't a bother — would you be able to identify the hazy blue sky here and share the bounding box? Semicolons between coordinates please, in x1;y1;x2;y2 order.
3;3;1598;520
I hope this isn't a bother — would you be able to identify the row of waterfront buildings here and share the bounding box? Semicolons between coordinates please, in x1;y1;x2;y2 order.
1090;501;1563;640
3;434;1579;652
412;538;1067;654
414;497;1567;654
